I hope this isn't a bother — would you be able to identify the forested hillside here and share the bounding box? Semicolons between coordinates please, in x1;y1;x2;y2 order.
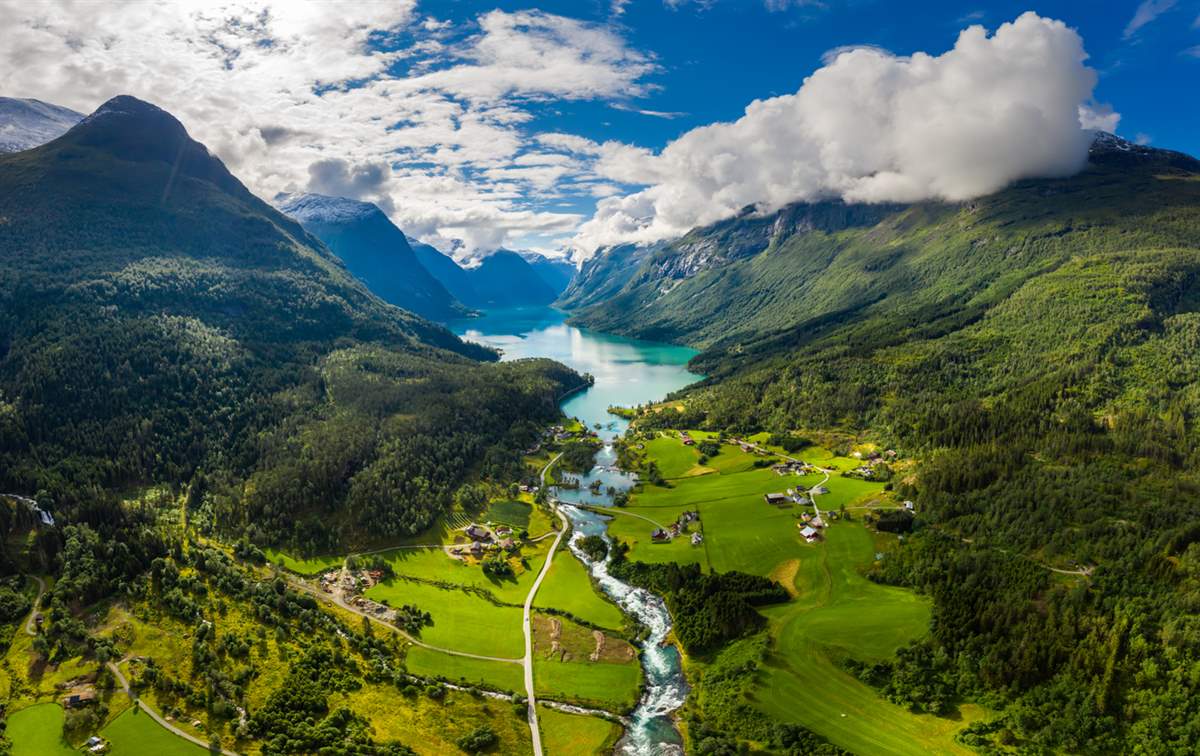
584;136;1200;751
0;95;583;554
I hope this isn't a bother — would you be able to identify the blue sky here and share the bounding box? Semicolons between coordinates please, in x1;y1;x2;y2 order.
445;0;1199;157
4;1;1196;257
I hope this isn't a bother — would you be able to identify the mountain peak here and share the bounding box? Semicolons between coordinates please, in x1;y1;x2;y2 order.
275;192;382;224
60;94;250;198
0;96;83;153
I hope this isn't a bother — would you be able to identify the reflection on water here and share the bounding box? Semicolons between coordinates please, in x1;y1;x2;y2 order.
453;307;699;436
453;307;698;754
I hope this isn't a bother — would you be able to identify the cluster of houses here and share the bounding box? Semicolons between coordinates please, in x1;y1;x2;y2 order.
846;449;899;478
798;511;827;543
651;510;702;545
319;567;386;596
451;523;517;559
765;487;813;506
770;461;814;476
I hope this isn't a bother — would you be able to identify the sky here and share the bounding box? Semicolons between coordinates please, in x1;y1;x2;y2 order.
1;0;1197;259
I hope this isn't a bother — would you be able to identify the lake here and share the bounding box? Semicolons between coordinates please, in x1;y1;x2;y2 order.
451;306;699;435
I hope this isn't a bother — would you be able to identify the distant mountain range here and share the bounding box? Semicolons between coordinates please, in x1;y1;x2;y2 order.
276;192;470;322
0;96;82;153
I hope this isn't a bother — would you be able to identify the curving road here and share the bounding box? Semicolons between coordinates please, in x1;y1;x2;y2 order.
522;452;567;756
107;660;240;756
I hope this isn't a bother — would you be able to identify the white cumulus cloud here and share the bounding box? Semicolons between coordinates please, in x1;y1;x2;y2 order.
572;12;1114;254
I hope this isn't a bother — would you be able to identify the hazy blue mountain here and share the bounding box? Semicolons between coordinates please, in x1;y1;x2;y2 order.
408;242;558;309
0;96;83;153
277;192;469;321
467;250;558;307
519;252;576;295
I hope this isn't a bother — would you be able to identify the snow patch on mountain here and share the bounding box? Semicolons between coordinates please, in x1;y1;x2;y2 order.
275;192;381;224
0;97;83;153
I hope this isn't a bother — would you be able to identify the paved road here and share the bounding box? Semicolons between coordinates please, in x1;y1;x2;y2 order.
107;660;240;756
23;575;45;637
523;452;566;756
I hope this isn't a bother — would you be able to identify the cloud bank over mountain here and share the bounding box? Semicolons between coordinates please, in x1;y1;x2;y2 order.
573;12;1114;253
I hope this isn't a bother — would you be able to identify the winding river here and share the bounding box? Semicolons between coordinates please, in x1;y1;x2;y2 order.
452;306;699;754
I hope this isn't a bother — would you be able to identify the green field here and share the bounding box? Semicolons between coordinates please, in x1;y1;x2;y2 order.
404;646;525;693
611;436;885;576
754;523;981;754
262;548;344;575
532;614;641;711
372;543;547;604
7;703;76;756
618;435;985;752
539;705;623;755
484;499;532;527
102;707;208;755
534;550;625;630
365;578;525;658
534;657;642;711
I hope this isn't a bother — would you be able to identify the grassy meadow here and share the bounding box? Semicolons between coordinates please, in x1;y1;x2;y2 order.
365;579;525;658
403;646;525;693
101;707;208;756
533;550;625;631
620;433;987;752
7;703;76;756
531;614;641;711
539;705;623;755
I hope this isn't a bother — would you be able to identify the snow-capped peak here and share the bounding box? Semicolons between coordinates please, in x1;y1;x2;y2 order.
0;97;84;153
274;192;381;224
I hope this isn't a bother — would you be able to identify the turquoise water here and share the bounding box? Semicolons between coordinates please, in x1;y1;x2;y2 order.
452;305;698;754
452;306;699;434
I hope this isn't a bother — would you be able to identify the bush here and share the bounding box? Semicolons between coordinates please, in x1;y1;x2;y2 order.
456;725;498;753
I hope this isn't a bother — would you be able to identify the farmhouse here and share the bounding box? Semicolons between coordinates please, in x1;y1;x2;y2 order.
680;431;694;446
465;524;491;541
62;688;97;708
691;532;703;546
764;493;789;505
651;528;671;542
799;525;819;542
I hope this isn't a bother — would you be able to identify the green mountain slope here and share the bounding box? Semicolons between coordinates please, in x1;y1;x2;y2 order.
277;192;470;322
577;136;1200;752
0;95;581;551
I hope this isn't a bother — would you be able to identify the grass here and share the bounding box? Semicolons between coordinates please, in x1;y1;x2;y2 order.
539;705;623;755
532;614;641;711
611;436;886;576
7;703;76;756
101;706;208;755
370;543;547;604
484;499;532;528
262;548;344;576
328;682;532;755
753;523;981;755
365;579;525;658
618;435;986;752
534;551;625;631
534;659;642;712
404;646;525;693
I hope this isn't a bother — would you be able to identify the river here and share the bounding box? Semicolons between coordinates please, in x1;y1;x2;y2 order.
452;306;698;754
